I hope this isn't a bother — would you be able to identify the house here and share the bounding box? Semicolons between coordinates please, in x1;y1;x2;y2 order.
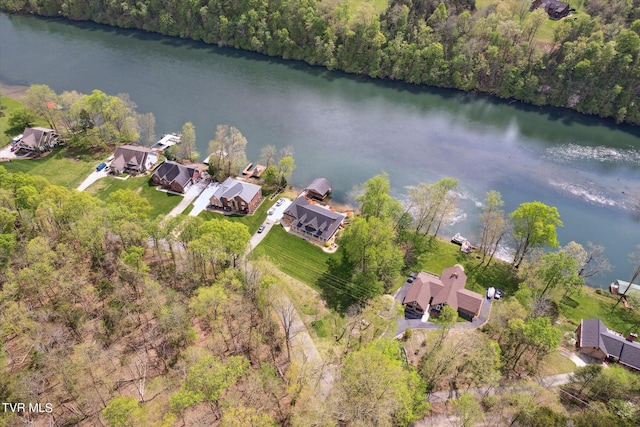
110;145;158;175
281;196;346;244
151;161;199;194
403;265;484;320
530;0;570;20
19;127;59;151
305;178;332;201
209;177;262;214
576;318;640;371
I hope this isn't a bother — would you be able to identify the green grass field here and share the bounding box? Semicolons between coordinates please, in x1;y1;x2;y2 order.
85;175;183;219
560;288;640;335
1;147;103;189
251;226;353;309
0;96;26;144
196;190;274;234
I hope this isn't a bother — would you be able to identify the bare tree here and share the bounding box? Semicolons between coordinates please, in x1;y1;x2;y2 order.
273;297;299;362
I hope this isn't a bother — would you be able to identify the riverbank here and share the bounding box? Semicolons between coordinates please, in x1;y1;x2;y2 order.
0;82;28;101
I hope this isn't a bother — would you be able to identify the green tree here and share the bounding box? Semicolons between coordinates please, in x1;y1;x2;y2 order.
510;201;563;268
333;339;428;426
179;121;197;160
357;173;402;220
277;155;295;190
408;178;458;237
102;396;144;427
8;107;39;130
478;190;506;266
453;393;483;427
341;215;403;297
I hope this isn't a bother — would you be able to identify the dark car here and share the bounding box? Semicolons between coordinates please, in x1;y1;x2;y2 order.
495;289;504;300
96;162;107;171
257;225;265;233
407;277;414;283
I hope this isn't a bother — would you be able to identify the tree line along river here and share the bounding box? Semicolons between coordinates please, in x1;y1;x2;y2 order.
1;12;639;285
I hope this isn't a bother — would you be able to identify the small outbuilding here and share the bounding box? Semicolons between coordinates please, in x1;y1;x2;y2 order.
305;178;332;201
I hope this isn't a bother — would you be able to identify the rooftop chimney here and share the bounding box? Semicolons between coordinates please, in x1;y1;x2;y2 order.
626;333;638;342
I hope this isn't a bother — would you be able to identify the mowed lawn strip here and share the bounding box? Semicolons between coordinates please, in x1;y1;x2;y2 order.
2;148;101;189
1;96;29;143
86;175;182;219
251;225;344;293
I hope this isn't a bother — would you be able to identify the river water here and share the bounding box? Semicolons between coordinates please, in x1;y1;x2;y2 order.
1;13;639;286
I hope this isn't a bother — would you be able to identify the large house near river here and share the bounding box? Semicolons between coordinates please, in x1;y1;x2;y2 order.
110;144;158;175
281;196;346;245
576;318;640;371
402;265;484;321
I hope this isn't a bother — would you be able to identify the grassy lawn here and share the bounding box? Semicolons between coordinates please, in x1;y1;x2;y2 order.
85;175;183;219
559;288;640;335
412;237;520;296
1;147;103;189
538;351;576;377
0;96;26;144
196;189;274;234
251;226;353;310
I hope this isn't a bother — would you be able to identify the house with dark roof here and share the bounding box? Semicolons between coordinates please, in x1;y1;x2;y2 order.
576;318;640;371
110;145;158;175
209;177;262;214
19;127;59;152
305;178;332;201
403;265;484;320
281;196;346;245
530;0;570;19
151;161;199;194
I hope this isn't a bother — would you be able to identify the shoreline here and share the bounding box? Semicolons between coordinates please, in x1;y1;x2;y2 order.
0;82;29;102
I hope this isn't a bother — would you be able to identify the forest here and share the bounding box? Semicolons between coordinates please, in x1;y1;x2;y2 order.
2;86;640;426
0;0;639;124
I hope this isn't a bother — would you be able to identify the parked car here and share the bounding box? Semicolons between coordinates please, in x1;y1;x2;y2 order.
267;208;275;215
276;198;285;206
12;134;23;144
96;162;107;171
257;225;266;233
407;277;414;283
486;287;496;299
495;289;503;300
10;145;19;152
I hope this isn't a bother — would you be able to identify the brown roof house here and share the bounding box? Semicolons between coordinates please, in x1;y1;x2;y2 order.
19;127;59;151
151;161;199;194
281;196;346;245
209;177;262;214
110;145;158;175
402;265;484;321
305;178;332;201
530;0;570;19
576;318;640;371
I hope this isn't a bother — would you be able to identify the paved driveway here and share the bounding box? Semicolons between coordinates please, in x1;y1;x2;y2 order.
189;181;219;217
166;179;208;217
247;197;292;252
0;144;18;160
77;160;113;191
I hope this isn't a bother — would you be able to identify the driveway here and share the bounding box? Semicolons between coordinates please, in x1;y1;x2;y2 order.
77;160;112;191
0;144;18;160
247;198;292;252
165;179;208;217
394;279;493;335
189;181;219;217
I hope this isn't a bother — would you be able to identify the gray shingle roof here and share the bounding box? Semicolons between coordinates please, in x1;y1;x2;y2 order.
213;177;261;204
305;178;332;197
579;318;640;370
152;161;196;188
284;197;345;241
111;145;154;172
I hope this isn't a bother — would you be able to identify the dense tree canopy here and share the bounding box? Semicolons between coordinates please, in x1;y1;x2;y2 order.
3;0;639;123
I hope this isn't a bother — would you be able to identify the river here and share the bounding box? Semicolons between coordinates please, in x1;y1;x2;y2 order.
1;13;639;286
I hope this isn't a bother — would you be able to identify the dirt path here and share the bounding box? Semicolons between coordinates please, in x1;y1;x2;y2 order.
1;83;29;101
